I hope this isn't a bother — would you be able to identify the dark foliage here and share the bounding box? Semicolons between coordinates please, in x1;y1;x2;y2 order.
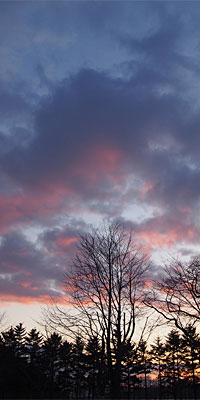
1;322;200;399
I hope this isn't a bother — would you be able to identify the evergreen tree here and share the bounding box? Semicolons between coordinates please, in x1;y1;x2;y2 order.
2;326;17;350
14;323;26;343
43;332;62;383
181;325;200;400
14;323;26;357
86;336;101;398
135;339;151;399
121;341;144;399
72;335;86;399
25;327;43;346
164;329;182;399
25;328;43;365
58;339;73;397
150;337;166;399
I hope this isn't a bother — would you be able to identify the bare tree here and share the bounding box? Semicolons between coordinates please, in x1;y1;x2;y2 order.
145;257;200;334
44;221;150;398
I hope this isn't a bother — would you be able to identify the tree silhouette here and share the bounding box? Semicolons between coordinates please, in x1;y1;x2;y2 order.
46;221;150;398
1;319;200;398
164;329;181;399
58;339;73;397
181;325;200;399
14;323;26;357
25;328;43;365
86;336;101;398
150;337;166;399
72;335;86;399
120;340;136;399
0;323;53;398
146;257;200;333
43;332;62;383
2;326;17;350
135;339;151;399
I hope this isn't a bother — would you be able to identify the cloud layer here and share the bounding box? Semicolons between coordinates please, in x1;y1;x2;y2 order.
1;2;200;304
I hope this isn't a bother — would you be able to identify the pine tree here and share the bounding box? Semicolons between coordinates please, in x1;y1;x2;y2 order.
58;340;73;397
72;335;86;399
25;328;43;365
164;329;182;399
181;325;200;400
150;337;166;399
86;336;101;398
135;339;151;399
14;323;26;357
2;326;17;350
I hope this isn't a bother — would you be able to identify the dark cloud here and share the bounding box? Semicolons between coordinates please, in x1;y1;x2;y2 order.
0;2;200;307
0;230;64;301
0;61;197;220
0;67;184;187
40;219;89;262
0;219;92;302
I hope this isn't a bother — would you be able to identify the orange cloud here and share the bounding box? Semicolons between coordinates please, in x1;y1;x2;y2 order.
137;231;177;248
21;282;31;288
0;293;69;305
145;280;153;288
55;237;78;247
48;236;79;255
21;282;39;291
137;225;199;252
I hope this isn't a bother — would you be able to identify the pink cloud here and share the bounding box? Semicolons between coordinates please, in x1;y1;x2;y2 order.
0;293;54;305
135;214;200;252
141;181;154;196
0;187;71;233
52;236;79;255
71;144;125;187
0;144;128;234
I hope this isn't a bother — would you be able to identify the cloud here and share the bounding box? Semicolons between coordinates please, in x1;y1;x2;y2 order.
40;221;88;258
0;61;200;241
119;206;200;254
0;230;66;303
0;218;93;304
1;2;200;306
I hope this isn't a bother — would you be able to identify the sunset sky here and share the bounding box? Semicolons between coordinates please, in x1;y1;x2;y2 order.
1;1;200;329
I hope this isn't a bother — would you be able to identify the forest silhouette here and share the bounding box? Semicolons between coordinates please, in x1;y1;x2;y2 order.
2;222;200;399
1;322;200;399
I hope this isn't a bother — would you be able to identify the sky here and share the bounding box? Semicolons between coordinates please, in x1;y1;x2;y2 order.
1;0;200;330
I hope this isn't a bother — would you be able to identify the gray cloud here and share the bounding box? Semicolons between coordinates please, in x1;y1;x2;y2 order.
0;2;200;304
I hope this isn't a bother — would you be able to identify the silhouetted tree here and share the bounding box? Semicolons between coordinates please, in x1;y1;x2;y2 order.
181;325;200;399
43;332;62;384
25;327;43;365
2;320;200;398
45;221;150;398
146;257;200;333
2;326;17;350
135;339;151;399
72;335;86;399
0;324;52;399
58;339;73;397
14;323;26;357
164;329;182;399
150;337;166;399
121;340;136;399
86;336;101;398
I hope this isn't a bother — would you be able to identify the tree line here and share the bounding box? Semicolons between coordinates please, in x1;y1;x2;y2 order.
1;322;200;399
2;221;200;399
